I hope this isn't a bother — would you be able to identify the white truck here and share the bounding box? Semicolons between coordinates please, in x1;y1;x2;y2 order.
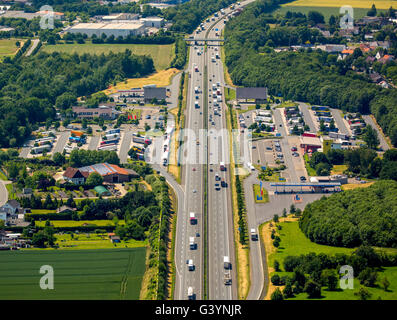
189;237;196;250
251;228;258;241
195;101;200;109
188;286;195;300
223;256;231;269
194;86;199;93
211;56;216;62
190;212;197;225
187;259;194;271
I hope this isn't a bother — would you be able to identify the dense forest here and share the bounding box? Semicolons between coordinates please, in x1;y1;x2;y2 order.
0;50;154;147
299;180;397;248
224;0;397;146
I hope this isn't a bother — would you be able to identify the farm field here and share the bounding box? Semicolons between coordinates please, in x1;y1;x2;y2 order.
0;39;24;61
276;2;388;20
0;248;146;299
263;218;397;300
282;0;396;9
41;42;175;71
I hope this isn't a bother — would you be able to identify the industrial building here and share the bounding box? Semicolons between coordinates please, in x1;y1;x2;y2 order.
68;22;145;38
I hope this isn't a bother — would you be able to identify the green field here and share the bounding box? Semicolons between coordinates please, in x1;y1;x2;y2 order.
304;153;316;176
41;42;175;71
0;39;23;61
0;248;146;299
267;220;397;300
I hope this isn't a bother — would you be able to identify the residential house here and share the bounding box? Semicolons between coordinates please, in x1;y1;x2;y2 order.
379;54;394;64
63;167;87;185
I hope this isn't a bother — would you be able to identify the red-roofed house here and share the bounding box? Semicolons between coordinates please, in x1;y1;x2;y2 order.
63;163;139;184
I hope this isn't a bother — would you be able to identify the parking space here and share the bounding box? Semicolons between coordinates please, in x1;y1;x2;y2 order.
251;139;282;168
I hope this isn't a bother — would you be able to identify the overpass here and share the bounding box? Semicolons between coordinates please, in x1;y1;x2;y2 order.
184;38;224;45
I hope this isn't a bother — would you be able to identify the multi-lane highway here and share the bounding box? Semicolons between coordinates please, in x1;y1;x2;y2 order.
174;31;206;300
206;16;236;300
174;0;256;300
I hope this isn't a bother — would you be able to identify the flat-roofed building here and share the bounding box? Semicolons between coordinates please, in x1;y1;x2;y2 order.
68;22;145;38
144;87;167;103
236;87;267;103
140;17;164;28
300;135;322;153
72;105;120;120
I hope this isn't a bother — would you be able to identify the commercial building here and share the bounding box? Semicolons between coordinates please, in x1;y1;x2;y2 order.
236;87;267;103
144;87;167;103
72;105;120;120
300;135;322;153
68;22;145;38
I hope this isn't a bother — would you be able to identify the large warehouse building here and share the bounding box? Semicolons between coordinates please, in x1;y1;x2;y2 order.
68;22;145;38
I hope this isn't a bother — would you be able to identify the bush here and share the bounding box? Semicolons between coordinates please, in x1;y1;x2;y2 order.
271;274;281;285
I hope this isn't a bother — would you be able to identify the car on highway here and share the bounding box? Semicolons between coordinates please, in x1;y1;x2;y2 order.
193;189;197;193
215;173;220;181
221;180;227;188
192;168;196;171
215;183;220;190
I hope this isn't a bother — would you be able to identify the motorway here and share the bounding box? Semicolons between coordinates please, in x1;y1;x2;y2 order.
206;16;236;300
173;27;206;300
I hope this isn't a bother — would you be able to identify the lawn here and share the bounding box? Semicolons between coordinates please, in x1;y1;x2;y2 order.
0;38;24;61
253;184;269;203
304;153;316;176
263;218;397;300
331;164;348;175
42;42;175;71
0;248;146;299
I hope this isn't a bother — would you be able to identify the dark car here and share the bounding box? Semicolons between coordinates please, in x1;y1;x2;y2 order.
300;176;306;181
221;180;227;187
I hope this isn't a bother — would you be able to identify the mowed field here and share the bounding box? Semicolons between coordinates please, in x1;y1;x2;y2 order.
0;248;146;299
0;39;24;61
42;42;175;71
